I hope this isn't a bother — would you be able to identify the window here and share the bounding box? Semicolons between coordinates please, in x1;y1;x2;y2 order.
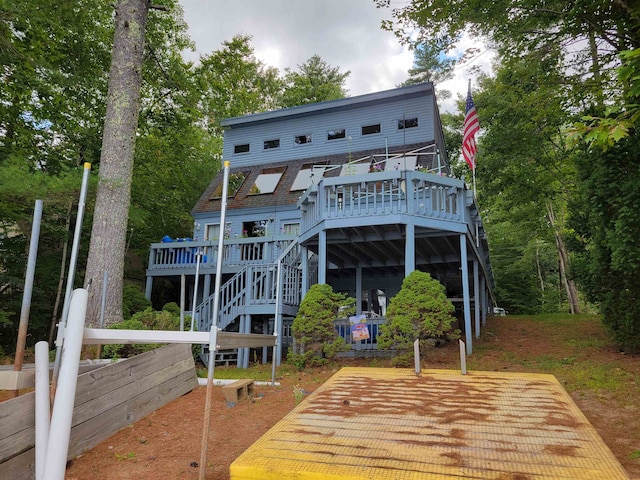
282;222;300;236
291;162;321;191
263;138;280;150
209;171;248;199
234;143;250;154
243;220;267;237
361;123;381;135
294;134;312;145
204;222;231;241
398;117;418;130
248;166;286;195
327;129;346;140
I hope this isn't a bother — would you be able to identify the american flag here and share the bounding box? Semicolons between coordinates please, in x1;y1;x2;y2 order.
462;83;480;170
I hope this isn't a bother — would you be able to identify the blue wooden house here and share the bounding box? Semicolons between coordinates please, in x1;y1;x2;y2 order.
144;82;495;367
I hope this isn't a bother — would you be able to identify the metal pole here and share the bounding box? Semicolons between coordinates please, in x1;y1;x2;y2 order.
271;261;282;385
190;250;203;331
51;163;91;389
180;274;185;331
12;199;43;387
199;160;230;480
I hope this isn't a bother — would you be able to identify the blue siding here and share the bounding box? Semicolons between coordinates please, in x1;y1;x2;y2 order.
223;94;435;168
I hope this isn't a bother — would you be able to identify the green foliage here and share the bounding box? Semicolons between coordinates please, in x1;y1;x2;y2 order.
570;132;640;352
378;271;458;365
101;308;180;359
161;302;180;316
289;284;353;369
122;284;152;320
281;55;350;108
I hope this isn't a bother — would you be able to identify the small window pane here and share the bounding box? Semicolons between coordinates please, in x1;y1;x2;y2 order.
210;171;248;199
362;124;381;135
263;139;280;150
249;167;286;195
398;117;418;129
294;134;312;145
327;129;346;140
234;143;250;154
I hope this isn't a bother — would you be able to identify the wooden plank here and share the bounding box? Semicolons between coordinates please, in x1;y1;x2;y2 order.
0;370;35;390
0;392;35;463
2;448;34;480
68;369;196;457
219;332;276;349
75;344;192;406
71;357;195;425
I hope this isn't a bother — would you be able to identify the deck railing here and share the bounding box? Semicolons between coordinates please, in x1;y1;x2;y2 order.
147;236;296;273
299;170;465;232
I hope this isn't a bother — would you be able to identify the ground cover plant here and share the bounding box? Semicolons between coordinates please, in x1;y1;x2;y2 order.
7;313;637;479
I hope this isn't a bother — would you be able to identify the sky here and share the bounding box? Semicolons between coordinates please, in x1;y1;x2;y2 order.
178;0;494;112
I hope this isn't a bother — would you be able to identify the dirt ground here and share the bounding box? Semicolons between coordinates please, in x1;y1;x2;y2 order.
11;315;640;479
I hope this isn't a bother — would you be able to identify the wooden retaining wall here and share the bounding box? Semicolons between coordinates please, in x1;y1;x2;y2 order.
0;343;197;480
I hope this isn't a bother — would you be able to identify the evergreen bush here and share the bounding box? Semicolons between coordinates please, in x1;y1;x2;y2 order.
288;284;353;369
378;270;459;366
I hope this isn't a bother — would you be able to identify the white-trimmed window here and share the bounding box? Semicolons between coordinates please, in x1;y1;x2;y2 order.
204;222;231;241
263;138;280;150
398;117;418;130
294;134;312;145
361;123;381;135
327;128;346;141
234;143;250;154
282;222;300;236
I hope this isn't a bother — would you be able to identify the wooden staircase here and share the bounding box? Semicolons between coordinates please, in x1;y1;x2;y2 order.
195;240;302;365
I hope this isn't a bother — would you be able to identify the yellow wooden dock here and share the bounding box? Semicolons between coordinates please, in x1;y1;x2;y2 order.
230;367;629;479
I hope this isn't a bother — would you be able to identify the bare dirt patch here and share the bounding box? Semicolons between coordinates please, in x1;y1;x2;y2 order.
5;315;640;479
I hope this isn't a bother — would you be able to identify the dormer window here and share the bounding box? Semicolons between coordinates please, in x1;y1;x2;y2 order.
327;129;346;141
361;123;381;135
398;117;418;129
234;143;250;154
249;166;286;195
263;138;280;150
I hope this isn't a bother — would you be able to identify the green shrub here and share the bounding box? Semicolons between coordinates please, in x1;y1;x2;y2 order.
123;284;152;320
289;284;354;369
378;270;459;366
162;302;181;316
101;308;181;359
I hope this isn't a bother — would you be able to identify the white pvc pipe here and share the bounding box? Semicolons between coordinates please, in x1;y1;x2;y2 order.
35;341;50;480
43;288;88;480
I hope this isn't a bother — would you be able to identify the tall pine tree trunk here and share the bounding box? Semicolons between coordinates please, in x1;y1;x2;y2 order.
546;202;581;314
84;0;149;326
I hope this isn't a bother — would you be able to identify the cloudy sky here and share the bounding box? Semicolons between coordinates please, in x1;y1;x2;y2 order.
178;0;494;112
